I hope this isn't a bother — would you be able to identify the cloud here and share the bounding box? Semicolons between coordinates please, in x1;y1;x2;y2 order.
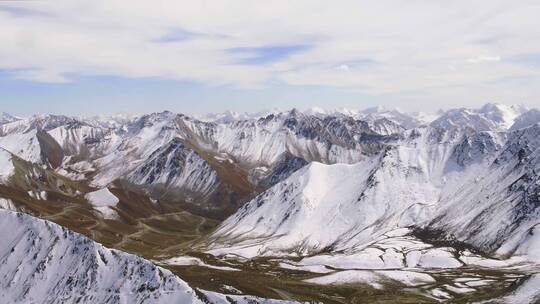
336;64;350;71
465;56;501;64
230;45;311;65
0;0;539;104
152;28;205;43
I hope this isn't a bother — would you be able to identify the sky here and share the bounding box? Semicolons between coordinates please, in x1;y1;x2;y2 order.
1;0;540;116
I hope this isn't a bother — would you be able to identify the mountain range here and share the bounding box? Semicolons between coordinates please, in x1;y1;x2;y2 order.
1;103;540;303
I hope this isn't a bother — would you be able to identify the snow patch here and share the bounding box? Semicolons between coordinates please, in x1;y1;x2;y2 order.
85;188;119;207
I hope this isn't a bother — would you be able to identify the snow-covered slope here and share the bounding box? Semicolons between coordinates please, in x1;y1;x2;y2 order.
510;109;540;131
90;111;181;186
0;129;43;163
48;122;110;157
0;209;204;303
211;161;378;256
0;114;82;136
255;152;308;188
210;122;540;262
0;148;15;182
1;104;540;302
208;126;457;256
429;123;540;258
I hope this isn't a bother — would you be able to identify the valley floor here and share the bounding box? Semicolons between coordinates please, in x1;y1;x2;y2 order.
157;230;540;303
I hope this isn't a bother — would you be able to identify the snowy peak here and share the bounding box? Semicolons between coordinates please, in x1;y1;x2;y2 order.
478;103;527;129
431;108;495;131
0;112;19;125
84;112;140;128
197;109;281;123
432;103;528;132
357;107;425;129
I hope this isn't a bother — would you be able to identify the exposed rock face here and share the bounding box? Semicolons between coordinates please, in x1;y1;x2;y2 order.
127;138;220;200
257;153;308;188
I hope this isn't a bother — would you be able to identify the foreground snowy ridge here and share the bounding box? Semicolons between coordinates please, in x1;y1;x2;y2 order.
0;209;201;303
0;209;304;304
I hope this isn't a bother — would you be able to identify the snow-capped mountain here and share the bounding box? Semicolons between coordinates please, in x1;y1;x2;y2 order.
196;109;282;124
356;106;428;129
209;121;540;263
430;103;528;132
127;138;220;201
0;103;534;216
429;123;540;258
1;103;540;303
0;112;19;125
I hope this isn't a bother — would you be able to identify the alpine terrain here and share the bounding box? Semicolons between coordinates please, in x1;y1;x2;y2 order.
1;103;540;303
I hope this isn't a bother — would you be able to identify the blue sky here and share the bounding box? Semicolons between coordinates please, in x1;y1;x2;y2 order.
1;1;539;116
0;73;397;116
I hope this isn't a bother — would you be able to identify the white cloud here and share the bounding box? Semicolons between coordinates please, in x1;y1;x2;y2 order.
0;0;540;104
465;56;501;64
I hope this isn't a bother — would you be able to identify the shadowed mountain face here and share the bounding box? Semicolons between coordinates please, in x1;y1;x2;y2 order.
1;104;540;303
